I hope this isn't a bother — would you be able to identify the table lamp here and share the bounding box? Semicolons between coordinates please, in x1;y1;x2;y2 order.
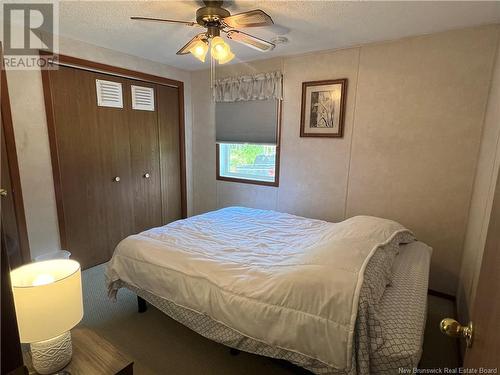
10;259;83;374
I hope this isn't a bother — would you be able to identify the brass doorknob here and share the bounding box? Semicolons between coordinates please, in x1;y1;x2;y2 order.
440;318;473;348
113;176;121;182
0;188;7;197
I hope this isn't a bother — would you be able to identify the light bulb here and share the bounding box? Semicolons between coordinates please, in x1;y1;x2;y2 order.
32;273;55;286
211;36;230;61
189;40;208;62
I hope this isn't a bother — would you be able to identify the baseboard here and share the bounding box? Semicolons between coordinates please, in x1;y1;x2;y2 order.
428;288;456;301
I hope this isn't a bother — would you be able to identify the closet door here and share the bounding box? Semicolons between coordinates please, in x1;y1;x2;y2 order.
158;85;182;223
48;67;112;268
125;81;162;232
94;73;136;257
47;66;184;269
49;68;137;268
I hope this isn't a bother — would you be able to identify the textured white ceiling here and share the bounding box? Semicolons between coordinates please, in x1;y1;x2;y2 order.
57;1;500;71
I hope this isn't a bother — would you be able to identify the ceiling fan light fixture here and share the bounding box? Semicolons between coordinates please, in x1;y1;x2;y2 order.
189;40;209;62
211;36;231;61
132;1;276;65
217;50;235;64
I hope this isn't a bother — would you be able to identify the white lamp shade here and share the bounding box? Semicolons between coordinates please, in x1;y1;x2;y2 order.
10;259;83;343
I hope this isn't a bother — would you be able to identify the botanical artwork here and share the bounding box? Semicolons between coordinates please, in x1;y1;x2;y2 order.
300;79;347;137
309;90;339;128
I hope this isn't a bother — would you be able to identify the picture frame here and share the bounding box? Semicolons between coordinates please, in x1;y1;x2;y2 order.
300;79;347;138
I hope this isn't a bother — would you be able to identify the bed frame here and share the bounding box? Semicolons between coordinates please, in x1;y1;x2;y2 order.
137;296;147;313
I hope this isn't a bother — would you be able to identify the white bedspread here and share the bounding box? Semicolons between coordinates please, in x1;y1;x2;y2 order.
106;207;412;371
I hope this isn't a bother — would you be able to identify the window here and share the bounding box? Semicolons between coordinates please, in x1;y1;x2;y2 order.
218;143;277;184
216;99;281;186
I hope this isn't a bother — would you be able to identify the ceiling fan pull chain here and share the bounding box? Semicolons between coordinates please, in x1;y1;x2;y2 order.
210;53;216;101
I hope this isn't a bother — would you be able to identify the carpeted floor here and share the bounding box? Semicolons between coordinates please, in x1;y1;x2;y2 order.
81;263;460;374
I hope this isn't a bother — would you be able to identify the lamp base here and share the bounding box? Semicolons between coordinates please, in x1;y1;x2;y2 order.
31;331;72;374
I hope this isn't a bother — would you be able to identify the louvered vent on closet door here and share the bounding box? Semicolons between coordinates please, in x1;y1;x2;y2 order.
96;79;123;108
131;85;155;111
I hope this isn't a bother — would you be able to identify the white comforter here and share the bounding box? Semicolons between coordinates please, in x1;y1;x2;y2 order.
106;207;411;371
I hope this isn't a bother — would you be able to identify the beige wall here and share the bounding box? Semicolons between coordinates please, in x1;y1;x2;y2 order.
191;25;500;294
457;35;500;319
191;57;283;214
6;34;193;260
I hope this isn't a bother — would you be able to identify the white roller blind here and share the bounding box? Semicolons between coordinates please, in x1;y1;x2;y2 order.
216;99;278;144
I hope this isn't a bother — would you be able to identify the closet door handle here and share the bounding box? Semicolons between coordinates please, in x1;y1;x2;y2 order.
143;173;150;179
113;176;121;182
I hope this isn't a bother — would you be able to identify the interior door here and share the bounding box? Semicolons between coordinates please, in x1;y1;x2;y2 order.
463;168;500;368
1;235;26;375
93;72;136;258
157;85;182;224
1;45;30;269
0;126;23;268
46;63;184;269
125;80;162;232
48;67;135;268
441;167;500;367
1;52;30;373
48;66;109;269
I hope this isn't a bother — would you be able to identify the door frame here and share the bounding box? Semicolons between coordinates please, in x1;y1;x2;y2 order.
0;42;31;264
39;51;188;250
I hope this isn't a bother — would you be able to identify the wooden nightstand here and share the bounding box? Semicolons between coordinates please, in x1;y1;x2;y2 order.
23;327;134;375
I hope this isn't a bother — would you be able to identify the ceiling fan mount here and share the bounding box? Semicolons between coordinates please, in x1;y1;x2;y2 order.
131;0;277;58
196;1;230;33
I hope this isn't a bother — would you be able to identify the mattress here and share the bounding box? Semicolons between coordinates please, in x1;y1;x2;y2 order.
107;207;429;374
117;240;431;375
370;241;432;373
107;207;414;371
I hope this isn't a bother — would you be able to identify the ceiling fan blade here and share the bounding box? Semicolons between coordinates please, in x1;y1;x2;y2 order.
176;33;207;55
131;17;197;27
225;30;275;52
222;10;274;28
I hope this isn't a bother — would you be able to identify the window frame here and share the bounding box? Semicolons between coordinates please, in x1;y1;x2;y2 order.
216;99;282;187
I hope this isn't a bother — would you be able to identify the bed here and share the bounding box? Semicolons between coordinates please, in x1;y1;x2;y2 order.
106;207;432;374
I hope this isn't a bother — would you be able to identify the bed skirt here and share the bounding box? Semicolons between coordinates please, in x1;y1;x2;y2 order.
119;280;338;374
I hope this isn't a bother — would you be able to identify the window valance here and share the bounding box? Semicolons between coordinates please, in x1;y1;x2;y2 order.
214;71;282;102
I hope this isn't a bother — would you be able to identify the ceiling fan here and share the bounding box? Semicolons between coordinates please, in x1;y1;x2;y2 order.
131;0;276;63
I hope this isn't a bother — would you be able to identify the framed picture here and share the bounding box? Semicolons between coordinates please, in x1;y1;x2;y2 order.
300;79;347;138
